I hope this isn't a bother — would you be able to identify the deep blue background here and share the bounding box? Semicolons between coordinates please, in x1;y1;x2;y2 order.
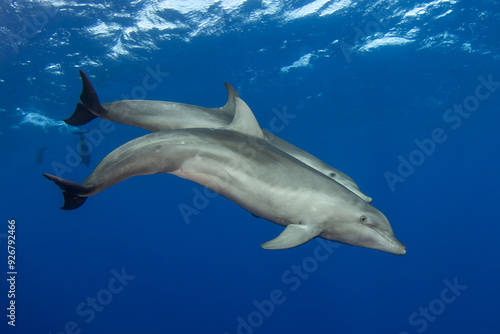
1;1;499;333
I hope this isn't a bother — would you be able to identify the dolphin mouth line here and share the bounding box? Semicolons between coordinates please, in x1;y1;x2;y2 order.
369;226;406;254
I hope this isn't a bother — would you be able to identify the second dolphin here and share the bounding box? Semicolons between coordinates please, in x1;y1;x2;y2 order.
64;71;372;202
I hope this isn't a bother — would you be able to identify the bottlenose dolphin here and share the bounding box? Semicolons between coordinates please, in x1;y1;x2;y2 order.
64;71;372;203
35;146;49;164
44;97;405;255
73;130;91;167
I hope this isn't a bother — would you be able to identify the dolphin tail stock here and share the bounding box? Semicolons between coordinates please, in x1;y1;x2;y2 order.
42;174;89;210
64;70;106;126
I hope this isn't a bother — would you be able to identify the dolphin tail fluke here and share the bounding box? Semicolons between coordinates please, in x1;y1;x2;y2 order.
43;174;89;210
61;191;87;210
64;70;107;126
78;70;106;113
64;103;97;126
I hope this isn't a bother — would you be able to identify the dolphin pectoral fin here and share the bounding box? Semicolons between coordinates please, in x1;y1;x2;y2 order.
64;103;97;126
43;174;89;210
261;224;322;250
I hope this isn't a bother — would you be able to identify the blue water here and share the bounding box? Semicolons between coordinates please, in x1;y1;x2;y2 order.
1;1;499;333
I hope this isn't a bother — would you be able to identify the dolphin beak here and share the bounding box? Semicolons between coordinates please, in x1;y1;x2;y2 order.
376;230;406;255
388;237;406;255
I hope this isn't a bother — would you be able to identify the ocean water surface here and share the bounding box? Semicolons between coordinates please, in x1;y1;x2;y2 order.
1;1;499;333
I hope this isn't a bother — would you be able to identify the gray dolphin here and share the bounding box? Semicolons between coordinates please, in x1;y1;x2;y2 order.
35;146;49;164
44;97;405;255
72;130;91;167
64;71;372;203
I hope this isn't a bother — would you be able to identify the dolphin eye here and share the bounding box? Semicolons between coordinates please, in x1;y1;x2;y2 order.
329;172;336;177
359;215;367;222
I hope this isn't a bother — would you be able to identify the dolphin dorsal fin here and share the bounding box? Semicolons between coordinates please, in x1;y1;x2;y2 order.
221;82;240;114
226;97;265;139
